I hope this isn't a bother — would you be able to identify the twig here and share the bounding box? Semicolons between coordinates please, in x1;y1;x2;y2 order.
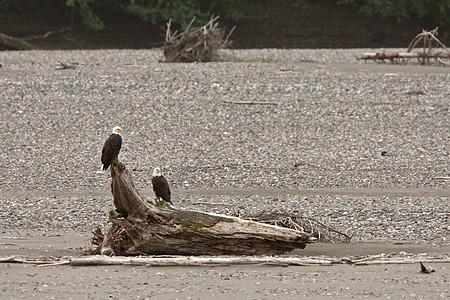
192;202;232;206
224;100;279;105
403;91;425;95
244;211;353;243
223;26;236;46
56;61;78;70
303;216;353;242
434;176;450;181
0;256;59;264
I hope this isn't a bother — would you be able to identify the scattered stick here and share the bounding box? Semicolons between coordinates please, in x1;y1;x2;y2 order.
192;202;232;206
0;256;18;263
224;100;279;106
403;90;425;95
38;261;71;267
434;176;450;181
56;61;78;70
0;256;65;264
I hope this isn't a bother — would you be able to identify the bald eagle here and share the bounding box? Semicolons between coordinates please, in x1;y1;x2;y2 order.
101;126;123;171
152;167;173;205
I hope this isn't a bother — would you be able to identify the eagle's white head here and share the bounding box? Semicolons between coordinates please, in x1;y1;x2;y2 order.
153;167;162;177
112;126;123;135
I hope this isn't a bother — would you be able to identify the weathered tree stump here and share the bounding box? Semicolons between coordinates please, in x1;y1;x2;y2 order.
99;159;314;256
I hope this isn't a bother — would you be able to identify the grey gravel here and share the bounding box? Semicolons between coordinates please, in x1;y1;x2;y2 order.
0;49;448;247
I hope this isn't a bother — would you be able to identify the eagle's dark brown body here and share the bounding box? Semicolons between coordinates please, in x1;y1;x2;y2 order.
101;133;122;170
152;174;172;205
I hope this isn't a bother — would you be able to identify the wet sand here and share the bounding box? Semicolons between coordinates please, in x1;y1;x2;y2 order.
1;233;448;299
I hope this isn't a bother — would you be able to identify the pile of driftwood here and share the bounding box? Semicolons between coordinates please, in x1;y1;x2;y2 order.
360;27;449;66
163;16;234;62
240;211;353;243
89;159;314;256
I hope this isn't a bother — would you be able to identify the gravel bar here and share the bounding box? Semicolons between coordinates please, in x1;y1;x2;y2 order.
0;49;448;246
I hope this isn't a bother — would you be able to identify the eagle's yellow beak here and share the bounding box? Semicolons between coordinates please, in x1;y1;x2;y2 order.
119;128;123;132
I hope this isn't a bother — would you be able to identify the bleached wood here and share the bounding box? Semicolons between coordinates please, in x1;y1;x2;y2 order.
1;255;448;267
355;258;450;266
100;223;116;256
362;28;448;65
70;255;450;267
104;159;313;256
0;256;61;264
70;255;337;266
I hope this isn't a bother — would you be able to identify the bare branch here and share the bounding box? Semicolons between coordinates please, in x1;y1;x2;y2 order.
0;32;36;50
365;27;448;66
223;101;280;105
21;27;71;41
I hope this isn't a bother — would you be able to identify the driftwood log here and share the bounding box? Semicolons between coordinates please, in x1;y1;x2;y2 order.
70;255;450;267
2;254;449;267
99;159;313;256
360;51;449;65
360;27;449;66
0;32;36;50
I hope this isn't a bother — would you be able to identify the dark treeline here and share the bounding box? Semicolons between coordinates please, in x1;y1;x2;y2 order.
1;0;448;30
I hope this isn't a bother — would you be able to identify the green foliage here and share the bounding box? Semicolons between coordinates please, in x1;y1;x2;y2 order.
12;0;309;30
338;0;449;28
0;0;47;9
126;0;206;27
1;0;448;30
67;0;105;30
208;0;310;20
65;0;260;30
